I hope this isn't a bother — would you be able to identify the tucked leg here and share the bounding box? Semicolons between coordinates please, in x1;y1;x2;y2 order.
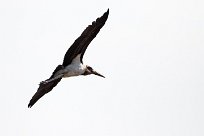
40;74;64;84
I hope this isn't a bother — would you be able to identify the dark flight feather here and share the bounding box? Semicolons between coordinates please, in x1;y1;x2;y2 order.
28;65;64;108
63;9;109;66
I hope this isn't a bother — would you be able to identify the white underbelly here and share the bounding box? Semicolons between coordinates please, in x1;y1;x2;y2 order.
63;63;86;77
53;54;86;78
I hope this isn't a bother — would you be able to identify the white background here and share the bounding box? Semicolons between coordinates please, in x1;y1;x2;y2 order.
0;0;204;136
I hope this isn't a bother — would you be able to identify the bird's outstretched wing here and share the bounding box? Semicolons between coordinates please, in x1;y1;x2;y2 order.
63;9;109;66
28;65;64;108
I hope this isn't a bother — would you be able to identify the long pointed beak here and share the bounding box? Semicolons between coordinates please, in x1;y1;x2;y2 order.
92;70;105;78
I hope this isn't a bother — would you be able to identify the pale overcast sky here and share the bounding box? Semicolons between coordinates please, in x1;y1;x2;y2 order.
0;0;204;136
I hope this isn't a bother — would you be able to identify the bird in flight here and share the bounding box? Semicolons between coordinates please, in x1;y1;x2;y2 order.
28;9;109;108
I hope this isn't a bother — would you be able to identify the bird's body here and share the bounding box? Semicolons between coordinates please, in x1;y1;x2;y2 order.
28;9;109;108
56;54;86;78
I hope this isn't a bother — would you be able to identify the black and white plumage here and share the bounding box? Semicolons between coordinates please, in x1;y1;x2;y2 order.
28;9;109;108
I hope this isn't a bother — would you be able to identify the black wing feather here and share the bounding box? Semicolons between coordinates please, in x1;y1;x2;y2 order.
28;65;64;108
63;9;109;66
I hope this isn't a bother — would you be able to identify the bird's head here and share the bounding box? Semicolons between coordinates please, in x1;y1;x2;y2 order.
83;65;105;78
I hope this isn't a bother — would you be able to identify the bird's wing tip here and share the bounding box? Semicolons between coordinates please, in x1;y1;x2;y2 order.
105;9;109;15
28;101;34;108
28;104;32;108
